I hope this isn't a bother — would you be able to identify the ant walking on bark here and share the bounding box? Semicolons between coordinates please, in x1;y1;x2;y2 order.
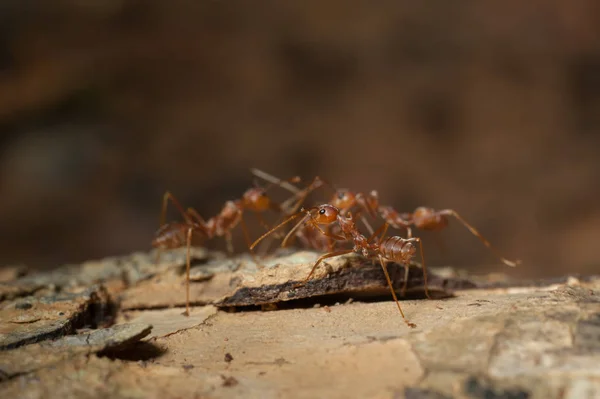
152;175;301;315
251;204;428;328
252;173;519;285
325;189;520;268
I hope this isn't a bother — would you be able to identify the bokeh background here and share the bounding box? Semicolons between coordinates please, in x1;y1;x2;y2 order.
0;1;599;278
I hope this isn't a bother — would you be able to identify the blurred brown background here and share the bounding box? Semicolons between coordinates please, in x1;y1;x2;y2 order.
0;1;599;278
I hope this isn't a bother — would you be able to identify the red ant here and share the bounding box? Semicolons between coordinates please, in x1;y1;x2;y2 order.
252;170;376;252
327;189;520;268
152;175;301;316
252;174;519;302
251;204;428;328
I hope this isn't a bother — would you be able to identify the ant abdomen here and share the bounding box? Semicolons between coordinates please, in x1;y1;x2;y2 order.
412;207;449;231
379;236;416;265
152;223;190;249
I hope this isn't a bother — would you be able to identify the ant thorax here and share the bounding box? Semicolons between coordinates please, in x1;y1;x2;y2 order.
337;214;357;237
379;206;411;228
211;201;242;235
352;236;371;257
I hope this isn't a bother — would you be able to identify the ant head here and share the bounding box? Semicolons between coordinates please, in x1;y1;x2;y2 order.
330;189;356;210
242;188;271;211
309;204;339;225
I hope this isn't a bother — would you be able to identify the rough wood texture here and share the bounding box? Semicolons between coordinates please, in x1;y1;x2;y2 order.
0;286;110;350
0;249;599;398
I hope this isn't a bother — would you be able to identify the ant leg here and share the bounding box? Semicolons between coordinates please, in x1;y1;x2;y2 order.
248;211;278;257
281;192;306;216
378;255;416;328
401;264;410;297
359;215;375;236
354;199;377;235
329;240;337;251
249;170;309;247
155;247;163;265
438;210;521;267
407;237;431;300
186;207;208;228
281;214;311;248
185;208;212;243
325;225;342;251
160;191;193;226
239;214;254;254
239;213;263;266
260;173;302;195
355;191;380;219
250;168;301;194
325;225;335;252
367;222;388;267
367;222;389;270
262;179;314;248
367;222;389;266
280;176;325;215
184;227;192;316
225;232;234;254
300;249;355;285
157;192;196;265
379;224;390;243
254;212;271;231
367;222;389;244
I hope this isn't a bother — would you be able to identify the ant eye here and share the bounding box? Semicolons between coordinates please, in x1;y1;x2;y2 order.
319;208;326;215
338;192;345;199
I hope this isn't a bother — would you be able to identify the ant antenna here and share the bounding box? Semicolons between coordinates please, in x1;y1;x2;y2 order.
281;212;311;247
250;168;301;194
263;175;302;194
250;211;305;250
